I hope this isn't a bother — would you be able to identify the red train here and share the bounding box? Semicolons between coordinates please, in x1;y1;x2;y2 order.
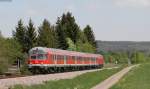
28;47;104;73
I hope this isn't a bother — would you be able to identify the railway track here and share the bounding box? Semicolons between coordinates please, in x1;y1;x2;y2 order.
0;67;118;89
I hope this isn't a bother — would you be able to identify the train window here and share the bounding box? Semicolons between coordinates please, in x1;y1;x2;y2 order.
52;54;55;60
57;55;62;60
55;55;56;60
66;56;68;60
30;54;47;60
37;54;47;59
53;55;55;60
51;55;53;59
60;55;62;59
31;55;36;59
72;56;75;60
57;55;59;60
92;58;95;62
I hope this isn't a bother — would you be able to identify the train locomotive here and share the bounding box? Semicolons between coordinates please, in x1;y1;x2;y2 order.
27;47;104;74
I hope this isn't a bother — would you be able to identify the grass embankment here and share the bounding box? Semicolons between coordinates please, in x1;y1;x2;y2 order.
13;65;124;89
110;63;150;89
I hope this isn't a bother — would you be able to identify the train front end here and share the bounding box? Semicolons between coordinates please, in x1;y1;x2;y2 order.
27;47;50;72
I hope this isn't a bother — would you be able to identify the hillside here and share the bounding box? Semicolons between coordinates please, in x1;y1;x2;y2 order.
96;41;150;53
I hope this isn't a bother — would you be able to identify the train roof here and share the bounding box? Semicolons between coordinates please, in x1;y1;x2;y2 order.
29;47;103;57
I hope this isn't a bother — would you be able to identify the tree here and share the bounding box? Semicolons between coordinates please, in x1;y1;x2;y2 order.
131;51;146;63
55;18;68;49
67;38;76;51
76;40;95;53
26;19;37;51
83;25;96;48
37;19;57;48
0;38;23;74
13;19;27;53
78;30;88;43
60;12;80;43
0;30;2;38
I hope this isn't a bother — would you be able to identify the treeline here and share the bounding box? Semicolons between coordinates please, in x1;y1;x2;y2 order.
99;50;150;64
13;12;96;54
0;12;96;74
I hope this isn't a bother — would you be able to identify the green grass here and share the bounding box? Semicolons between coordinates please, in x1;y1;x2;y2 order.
13;66;123;89
110;63;150;89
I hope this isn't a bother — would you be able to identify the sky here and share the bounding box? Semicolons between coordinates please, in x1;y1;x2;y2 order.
0;0;150;41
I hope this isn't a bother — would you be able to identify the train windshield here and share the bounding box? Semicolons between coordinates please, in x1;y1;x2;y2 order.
30;54;47;60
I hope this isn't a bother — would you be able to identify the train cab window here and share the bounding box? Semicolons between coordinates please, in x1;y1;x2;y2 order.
37;54;47;59
30;54;47;60
31;55;36;59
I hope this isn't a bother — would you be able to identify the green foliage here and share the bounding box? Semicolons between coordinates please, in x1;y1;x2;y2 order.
67;38;76;51
99;51;130;64
131;51;146;63
38;19;57;48
26;19;37;51
76;40;96;53
60;12;80;43
101;50;147;64
84;25;96;48
20;63;31;75
0;58;8;74
13;19;27;53
0;38;23;74
0;30;2;38
55;17;68;49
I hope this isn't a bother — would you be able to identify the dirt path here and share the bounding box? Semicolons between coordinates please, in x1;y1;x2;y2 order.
0;67;118;89
92;65;139;89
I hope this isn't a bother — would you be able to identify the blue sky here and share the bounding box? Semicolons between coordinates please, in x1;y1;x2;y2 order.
0;0;150;41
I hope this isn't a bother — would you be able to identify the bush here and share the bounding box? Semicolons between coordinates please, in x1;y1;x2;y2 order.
0;38;23;74
20;64;31;75
0;58;9;74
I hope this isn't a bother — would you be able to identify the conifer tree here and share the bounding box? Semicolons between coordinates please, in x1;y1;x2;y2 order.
55;17;68;49
13;19;27;52
37;19;57;48
60;12;80;43
26;19;37;51
83;25;96;48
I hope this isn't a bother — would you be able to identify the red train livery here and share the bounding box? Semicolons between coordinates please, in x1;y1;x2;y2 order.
28;47;104;73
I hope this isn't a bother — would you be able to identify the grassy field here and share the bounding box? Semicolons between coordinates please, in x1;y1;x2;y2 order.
12;66;123;89
110;63;150;89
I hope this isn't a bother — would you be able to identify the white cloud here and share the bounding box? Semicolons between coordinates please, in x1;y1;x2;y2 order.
114;0;150;8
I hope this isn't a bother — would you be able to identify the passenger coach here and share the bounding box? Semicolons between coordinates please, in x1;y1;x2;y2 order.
28;47;104;73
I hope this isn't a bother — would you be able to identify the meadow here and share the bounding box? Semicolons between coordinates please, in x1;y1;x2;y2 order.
110;63;150;89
